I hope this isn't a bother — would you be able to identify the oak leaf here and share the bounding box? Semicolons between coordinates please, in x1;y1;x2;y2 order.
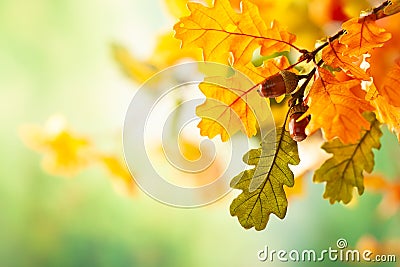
236;55;290;85
339;17;391;57
230;128;300;230
196;68;269;141
373;95;400;141
366;82;400;141
377;60;400;107
174;0;296;66
322;40;370;80
314;112;382;204
305;68;373;144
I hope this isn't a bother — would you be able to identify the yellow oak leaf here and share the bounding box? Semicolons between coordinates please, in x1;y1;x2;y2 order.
322;40;370;80
377;60;400;107
339;17;392;57
305;68;374;143
196;70;269;141
174;0;297;67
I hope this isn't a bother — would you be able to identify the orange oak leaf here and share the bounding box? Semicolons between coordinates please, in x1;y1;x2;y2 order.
236;55;290;84
173;0;297;67
373;95;400;141
377;60;400;107
366;82;400;141
196;68;272;141
322;40;369;80
305;68;374;143
339;17;391;57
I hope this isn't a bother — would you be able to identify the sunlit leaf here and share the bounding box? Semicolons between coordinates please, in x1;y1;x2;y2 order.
314;112;382;204
377;60;400;107
322;40;370;80
196;69;269;141
236;55;290;84
367;82;400;141
305;68;373;143
373;95;400;141
230;128;300;230
174;0;296;66
339;17;391;57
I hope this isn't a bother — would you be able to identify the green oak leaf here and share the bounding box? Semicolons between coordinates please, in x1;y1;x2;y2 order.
230;127;300;231
314;112;382;204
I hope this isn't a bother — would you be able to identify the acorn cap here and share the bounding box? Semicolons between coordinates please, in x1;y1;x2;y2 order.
279;70;299;94
289;103;308;116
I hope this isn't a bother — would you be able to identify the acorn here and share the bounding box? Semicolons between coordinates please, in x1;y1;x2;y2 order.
289;103;310;142
258;70;300;98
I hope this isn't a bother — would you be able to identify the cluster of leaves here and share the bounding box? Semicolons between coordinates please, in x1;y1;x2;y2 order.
173;0;400;230
20;0;399;231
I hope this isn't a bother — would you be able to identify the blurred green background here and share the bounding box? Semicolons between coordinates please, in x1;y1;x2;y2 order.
0;0;399;266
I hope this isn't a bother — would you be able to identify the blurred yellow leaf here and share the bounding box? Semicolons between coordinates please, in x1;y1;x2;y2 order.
99;155;136;196
151;31;202;67
179;137;201;161
285;175;305;200
112;43;156;84
112;32;202;84
164;0;213;18
20;115;92;177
